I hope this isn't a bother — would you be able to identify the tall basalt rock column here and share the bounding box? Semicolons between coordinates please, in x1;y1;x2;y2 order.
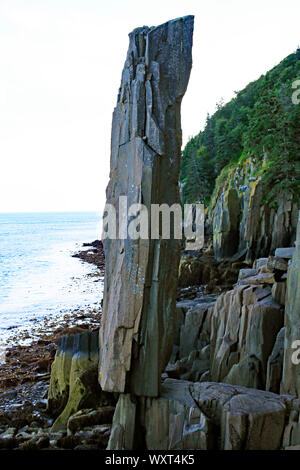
281;210;300;396
99;16;194;397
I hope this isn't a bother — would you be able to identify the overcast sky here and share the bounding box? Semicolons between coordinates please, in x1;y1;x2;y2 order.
0;0;299;212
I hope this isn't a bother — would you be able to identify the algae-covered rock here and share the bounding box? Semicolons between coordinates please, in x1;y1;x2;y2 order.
211;158;298;262
47;330;115;431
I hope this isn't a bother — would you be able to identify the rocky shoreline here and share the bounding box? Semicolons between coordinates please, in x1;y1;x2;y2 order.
0;241;105;450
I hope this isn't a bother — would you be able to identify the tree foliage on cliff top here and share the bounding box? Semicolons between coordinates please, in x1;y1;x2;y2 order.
180;48;300;206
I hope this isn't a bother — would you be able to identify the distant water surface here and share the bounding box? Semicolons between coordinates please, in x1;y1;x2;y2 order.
0;212;103;349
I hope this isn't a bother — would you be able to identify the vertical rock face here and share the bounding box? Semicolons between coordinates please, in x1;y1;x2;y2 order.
99;16;194;396
210;157;299;262
282;211;300;396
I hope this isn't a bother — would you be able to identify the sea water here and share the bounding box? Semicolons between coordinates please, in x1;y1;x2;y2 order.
0;212;103;352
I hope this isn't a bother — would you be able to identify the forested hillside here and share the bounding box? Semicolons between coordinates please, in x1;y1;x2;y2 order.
180;48;300;207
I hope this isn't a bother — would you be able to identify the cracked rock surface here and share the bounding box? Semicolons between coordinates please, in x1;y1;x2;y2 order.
99;16;194;396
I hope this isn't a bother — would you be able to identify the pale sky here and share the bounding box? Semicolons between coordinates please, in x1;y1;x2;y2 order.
0;0;299;212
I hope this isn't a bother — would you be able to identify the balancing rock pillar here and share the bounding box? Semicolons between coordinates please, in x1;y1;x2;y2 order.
99;16;194;398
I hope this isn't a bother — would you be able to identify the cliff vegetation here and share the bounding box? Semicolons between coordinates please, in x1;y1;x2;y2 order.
180;48;300;208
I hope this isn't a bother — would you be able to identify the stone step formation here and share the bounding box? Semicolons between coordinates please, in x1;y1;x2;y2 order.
42;17;300;451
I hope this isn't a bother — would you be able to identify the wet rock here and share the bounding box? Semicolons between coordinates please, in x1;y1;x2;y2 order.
72;240;105;272
56;434;80;449
0;390;17;400
0;436;16;449
253;258;269;269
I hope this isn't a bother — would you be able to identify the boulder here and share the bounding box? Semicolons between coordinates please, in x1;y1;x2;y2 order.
99;16;194;397
212;188;240;260
238;272;275;285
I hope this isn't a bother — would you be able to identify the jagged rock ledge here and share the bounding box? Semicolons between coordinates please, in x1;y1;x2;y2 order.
108;378;299;450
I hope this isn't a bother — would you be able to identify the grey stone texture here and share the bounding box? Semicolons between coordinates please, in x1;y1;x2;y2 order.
99;16;194;396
